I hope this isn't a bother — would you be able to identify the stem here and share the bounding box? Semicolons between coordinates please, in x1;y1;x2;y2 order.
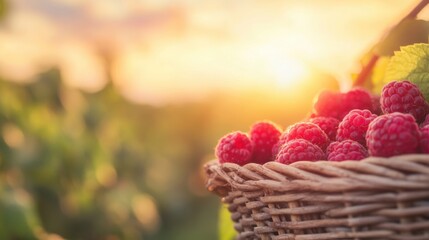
353;0;429;87
353;54;379;87
402;0;429;21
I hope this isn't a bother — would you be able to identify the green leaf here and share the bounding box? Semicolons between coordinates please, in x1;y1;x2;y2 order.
385;43;429;100
218;204;236;240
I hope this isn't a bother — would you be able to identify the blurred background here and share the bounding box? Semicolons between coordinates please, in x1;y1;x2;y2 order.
0;0;427;239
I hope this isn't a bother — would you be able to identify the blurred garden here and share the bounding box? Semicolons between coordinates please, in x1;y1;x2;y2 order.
0;0;426;239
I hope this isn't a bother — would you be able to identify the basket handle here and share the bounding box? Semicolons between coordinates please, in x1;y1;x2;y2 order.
353;0;429;87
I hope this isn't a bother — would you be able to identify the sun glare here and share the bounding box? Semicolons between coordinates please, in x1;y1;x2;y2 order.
269;57;308;88
257;44;309;89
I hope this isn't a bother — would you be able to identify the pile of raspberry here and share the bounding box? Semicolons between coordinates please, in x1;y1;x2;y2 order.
215;80;429;165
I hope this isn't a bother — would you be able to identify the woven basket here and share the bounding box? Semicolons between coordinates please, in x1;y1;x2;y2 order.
205;154;429;240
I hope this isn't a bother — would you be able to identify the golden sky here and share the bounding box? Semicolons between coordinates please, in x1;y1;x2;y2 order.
0;0;425;105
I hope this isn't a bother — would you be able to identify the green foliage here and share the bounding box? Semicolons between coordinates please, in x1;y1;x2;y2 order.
218;204;236;240
0;186;40;239
0;65;332;239
0;69;220;239
385;43;429;100
355;19;429;91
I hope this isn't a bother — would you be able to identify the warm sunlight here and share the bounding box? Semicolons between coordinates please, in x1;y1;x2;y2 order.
1;1;429;240
267;56;308;89
0;0;420;105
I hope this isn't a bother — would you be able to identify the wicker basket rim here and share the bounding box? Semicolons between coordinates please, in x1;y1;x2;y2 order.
205;154;429;196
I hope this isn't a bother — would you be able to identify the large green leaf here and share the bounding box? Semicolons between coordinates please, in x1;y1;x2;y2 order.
385;43;429;100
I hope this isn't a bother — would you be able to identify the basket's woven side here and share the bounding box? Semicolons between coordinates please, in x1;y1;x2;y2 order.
205;155;429;240
223;190;256;239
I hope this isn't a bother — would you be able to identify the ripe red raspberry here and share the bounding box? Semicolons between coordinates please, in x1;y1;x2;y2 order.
215;131;253;165
272;133;287;158
371;94;382;115
308;116;340;141
420;125;429;153
275;139;325;164
327;140;368;161
343;88;374;113
285;122;330;150
380;80;429;123
249;121;282;164
313;88;374;120
366;113;420;157
313;90;345;120
336;109;377;146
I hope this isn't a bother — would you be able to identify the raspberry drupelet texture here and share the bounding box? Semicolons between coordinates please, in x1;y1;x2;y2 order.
275;139;325;164
313;90;345;120
313;88;374;120
215;131;253;165
420;125;429;153
366;113;420;157
326;140;368;161
336;109;377;146
343;88;374;114
380;80;429;123
308;116;340;141
371;94;382;115
285;122;330;150
249;121;282;164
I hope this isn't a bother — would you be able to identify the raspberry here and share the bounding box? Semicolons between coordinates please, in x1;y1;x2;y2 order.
366;113;420;157
275;139;325;164
336;109;377;146
420;125;429;153
313;88;373;120
343;88;374;114
327;140;368;161
215;131;253;165
371;94;382;115
249;121;282;164
272;133;288;158
308;117;340;141
285;122;330;150
313;90;345;120
380;80;429;123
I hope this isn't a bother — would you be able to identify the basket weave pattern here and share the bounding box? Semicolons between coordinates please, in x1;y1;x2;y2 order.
205;154;429;239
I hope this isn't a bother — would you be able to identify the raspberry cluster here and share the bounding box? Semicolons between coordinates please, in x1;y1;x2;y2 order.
215;80;429;165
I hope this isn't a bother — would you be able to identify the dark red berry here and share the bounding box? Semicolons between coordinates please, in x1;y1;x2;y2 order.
380;80;429;123
215;131;253;165
371;94;382;115
420;125;429;153
249;121;282;164
313;88;374;120
343;88;373;114
309;116;340;141
275;139;325;164
336;109;377;146
327;140;368;161
366;113;420;157
285;122;330;150
313;90;345;120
